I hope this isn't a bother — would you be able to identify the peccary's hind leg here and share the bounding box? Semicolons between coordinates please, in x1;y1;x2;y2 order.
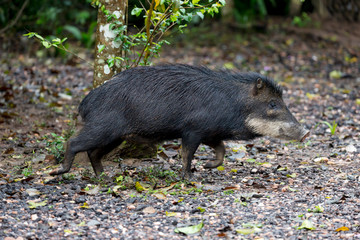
49;137;82;176
49;126;122;176
87;138;124;176
203;140;225;169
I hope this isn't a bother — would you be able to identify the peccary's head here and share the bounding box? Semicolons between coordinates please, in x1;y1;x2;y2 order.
244;75;309;142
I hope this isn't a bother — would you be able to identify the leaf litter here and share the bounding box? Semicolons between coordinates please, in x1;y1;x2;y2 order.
1;18;360;239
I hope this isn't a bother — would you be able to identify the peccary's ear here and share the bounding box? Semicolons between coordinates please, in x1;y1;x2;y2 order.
252;78;263;96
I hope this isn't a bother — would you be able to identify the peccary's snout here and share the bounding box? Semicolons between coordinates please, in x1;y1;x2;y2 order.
245;117;310;142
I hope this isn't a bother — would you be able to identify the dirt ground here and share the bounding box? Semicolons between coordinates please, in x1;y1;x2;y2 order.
1;18;360;239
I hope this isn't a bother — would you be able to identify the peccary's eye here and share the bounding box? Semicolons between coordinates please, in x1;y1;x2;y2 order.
269;101;277;109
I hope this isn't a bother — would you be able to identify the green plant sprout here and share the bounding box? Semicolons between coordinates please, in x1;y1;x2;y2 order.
321;120;338;135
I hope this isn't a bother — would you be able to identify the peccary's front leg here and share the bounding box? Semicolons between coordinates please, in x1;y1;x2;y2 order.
181;133;201;180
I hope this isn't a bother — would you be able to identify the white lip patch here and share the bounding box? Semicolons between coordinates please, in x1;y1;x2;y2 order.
245;117;294;139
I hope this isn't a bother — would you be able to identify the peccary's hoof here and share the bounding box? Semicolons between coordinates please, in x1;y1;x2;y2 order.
181;171;194;181
204;159;223;169
49;167;68;176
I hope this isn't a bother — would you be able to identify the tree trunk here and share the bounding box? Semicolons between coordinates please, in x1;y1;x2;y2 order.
221;0;234;23
92;0;157;161
94;0;126;87
312;0;329;19
289;0;301;16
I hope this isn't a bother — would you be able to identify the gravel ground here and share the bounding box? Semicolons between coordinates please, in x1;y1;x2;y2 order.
1;20;360;239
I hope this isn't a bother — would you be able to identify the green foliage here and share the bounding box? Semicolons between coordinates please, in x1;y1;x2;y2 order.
24;32;67;49
292;12;311;27
23;32;92;65
28;200;47;209
115;175;134;190
44;133;65;161
234;0;273;25
1;0;97;38
174;221;204;235
23;1;224;67
93;0;225;69
307;205;324;213
322;120;337;135
22;162;33;177
223;189;234;195
236;222;262;235
138;166;178;185
63;22;97;48
297;219;316;230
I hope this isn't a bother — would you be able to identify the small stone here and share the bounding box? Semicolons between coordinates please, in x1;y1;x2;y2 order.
314;157;328;163
58;93;72;100
143;206;156;214
127;204;136;210
32;154;46;164
346;144;357;153
87;219;101;227
26;188;41;196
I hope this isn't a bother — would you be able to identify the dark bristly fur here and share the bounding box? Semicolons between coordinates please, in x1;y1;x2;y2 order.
50;64;306;179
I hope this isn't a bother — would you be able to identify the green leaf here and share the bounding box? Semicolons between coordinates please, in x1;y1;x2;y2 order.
298;219;316;230
197;206;205;213
192;0;200;4
63;25;82;40
286;173;297;178
154;0;160;9
242;223;263;228
135;181;145;192
224;62;235;70
28;200;47;209
98;45;105;53
329;70;342;79
217;166;225;171
23;32;35;38
196;11;204;19
257;0;267;16
308;205;324;213
34;33;44;40
174;221;204;235
236;227;261;235
246;158;256;163
131;7;143;17
107;58;114;68
52;38;61;44
41;40;52;48
288;187;298;192
80;202;89;208
170;14;178;22
236;228;255;235
78;221;86;226
166;211;179;217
